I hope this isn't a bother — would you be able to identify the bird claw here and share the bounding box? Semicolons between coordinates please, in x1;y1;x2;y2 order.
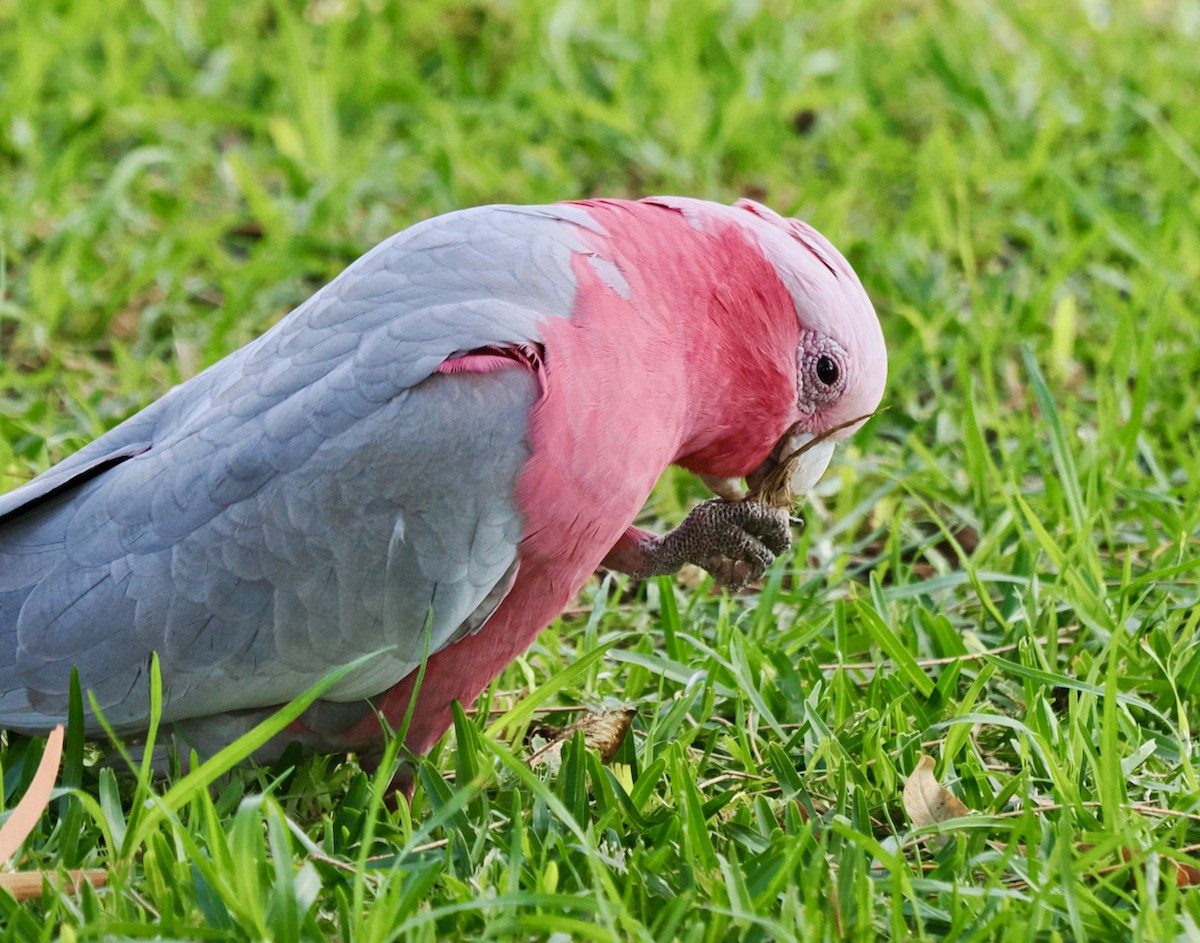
637;499;792;590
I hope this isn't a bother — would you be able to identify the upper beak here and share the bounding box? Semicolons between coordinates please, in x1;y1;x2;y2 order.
700;428;836;501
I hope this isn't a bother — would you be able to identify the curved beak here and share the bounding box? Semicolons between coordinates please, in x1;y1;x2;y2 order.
700;429;836;502
747;430;835;496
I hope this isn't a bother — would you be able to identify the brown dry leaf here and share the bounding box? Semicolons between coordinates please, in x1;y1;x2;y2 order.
0;869;107;901
529;708;636;768
903;755;972;828
1176;861;1200;887
1085;844;1200;889
1125;850;1200;889
0;725;64;863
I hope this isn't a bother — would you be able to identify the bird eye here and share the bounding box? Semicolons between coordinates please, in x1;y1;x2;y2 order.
816;356;839;385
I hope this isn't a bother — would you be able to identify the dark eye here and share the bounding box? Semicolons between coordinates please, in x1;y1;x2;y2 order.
816;356;839;385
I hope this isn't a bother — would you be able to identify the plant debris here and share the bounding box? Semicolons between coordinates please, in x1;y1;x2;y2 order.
743;411;880;509
903;754;972;829
528;707;637;768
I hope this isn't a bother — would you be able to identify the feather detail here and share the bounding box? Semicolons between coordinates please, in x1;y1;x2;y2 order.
435;344;546;376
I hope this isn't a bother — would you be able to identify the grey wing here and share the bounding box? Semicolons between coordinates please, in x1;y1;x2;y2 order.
0;196;599;520
0;366;536;733
0;201;600;734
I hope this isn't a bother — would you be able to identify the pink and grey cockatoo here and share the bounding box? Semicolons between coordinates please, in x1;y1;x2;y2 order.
0;197;885;765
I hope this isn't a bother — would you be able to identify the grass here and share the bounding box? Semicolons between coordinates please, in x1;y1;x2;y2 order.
2;0;1200;938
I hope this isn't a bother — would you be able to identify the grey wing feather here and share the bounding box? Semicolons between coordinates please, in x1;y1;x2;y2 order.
0;442;152;527
0;203;593;734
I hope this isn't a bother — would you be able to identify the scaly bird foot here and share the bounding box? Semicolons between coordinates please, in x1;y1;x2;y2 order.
633;499;793;591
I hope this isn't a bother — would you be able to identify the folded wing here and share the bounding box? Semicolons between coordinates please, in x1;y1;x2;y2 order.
0;203;594;733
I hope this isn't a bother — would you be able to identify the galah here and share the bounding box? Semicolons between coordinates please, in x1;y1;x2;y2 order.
0;197;886;767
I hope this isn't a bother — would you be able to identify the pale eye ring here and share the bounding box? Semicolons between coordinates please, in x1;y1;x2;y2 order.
816;356;839;385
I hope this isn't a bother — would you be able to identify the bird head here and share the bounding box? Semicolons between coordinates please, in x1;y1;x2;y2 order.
691;198;887;502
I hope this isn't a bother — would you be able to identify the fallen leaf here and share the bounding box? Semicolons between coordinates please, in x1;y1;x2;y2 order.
1176;861;1200;887
0;726;65;863
1084;843;1200;889
903;754;972;828
529;708;636;768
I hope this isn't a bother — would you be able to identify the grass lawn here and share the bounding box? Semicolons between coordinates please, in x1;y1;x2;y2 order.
2;0;1200;939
